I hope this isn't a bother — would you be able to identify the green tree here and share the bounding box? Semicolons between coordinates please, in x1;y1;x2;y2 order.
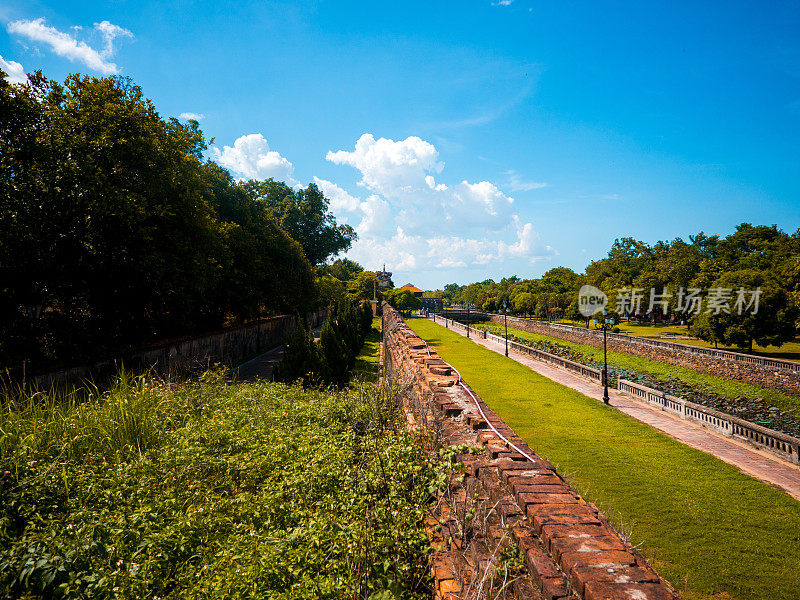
242;180;356;266
692;270;798;351
384;288;421;313
324;258;364;281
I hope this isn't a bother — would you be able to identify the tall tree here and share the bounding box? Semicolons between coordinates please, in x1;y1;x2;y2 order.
242;180;356;266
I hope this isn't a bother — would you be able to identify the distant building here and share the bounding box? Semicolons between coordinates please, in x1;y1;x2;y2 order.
376;265;393;290
400;283;442;311
399;284;424;298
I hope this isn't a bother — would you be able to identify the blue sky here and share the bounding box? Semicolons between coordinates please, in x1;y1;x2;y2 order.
2;1;799;289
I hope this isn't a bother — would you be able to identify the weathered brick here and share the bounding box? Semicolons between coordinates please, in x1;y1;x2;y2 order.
560;550;636;574
570;565;660;596
550;535;626;561
519;492;582;507
438;578;461;595
527;503;598;522
541;575;570;600
583;581;677;600
507;473;564;487
524;545;561;582
540;523;610;541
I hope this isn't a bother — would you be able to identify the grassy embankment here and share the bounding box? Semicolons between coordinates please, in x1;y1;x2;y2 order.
352;316;381;383
477;321;800;417
561;319;800;362
407;317;800;600
0;359;434;598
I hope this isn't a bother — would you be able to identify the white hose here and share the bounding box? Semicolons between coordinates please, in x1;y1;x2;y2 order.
416;333;539;465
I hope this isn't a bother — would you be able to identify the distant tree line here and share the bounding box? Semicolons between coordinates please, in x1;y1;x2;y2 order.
439;224;800;351
0;71;355;370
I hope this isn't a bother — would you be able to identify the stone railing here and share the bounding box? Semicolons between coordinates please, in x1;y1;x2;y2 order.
486;313;800;373
484;330;604;384
431;315;603;384
617;378;800;465
437;315;800;466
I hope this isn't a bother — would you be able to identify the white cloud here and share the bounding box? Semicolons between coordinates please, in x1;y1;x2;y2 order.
0;54;26;84
211;133;297;185
493;0;514;5
313;176;360;212
178;112;205;121
7;18;132;75
325;133;554;273
506;169;547;192
326;133;443;198
94;20;131;57
356;195;392;237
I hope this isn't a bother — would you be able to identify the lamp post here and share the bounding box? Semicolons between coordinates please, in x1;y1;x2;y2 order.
503;301;510;356
593;309;614;405
466;302;471;338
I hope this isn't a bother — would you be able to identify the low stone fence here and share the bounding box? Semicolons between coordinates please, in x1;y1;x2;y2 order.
436;315;800;465
617;378;800;464
485;330;604;385
19;309;327;389
386;306;677;600
433;316;604;385
482;314;800;397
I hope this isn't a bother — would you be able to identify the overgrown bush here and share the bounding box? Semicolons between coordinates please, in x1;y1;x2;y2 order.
0;374;435;599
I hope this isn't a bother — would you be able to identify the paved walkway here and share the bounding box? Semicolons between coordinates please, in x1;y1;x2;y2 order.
426;317;800;501
234;344;284;381
235;327;323;382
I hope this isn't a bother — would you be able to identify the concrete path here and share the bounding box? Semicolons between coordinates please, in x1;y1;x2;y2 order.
234;327;323;382
234;344;284;381
424;317;800;501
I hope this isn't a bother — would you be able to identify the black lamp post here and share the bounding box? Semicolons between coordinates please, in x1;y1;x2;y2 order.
466;302;471;338
503;300;510;356
594;309;614;405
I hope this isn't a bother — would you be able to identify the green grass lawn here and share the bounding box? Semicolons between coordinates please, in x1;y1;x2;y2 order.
352;316;381;382
561;319;800;362
481;322;800;416
407;317;800;600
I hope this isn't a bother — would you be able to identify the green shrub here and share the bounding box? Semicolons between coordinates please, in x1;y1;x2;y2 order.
0;377;435;599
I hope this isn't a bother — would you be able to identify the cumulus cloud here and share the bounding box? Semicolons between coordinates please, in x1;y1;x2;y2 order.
6;18;132;75
211;134;297;185
326;133;443;198
324;133;554;273
313;177;360;212
0;54;26;84
356;195;393;238
178;112;205;121
326;133;516;235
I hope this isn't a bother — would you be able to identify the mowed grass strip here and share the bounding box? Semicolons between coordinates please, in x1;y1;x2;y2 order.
407;317;800;600
480;322;800;416
352;316;382;382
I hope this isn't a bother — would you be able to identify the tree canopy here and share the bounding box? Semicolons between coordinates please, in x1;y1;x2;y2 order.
442;224;800;350
0;70;351;369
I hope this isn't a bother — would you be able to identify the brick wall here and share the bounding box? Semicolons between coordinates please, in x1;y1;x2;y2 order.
383;304;677;600
488;316;800;397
